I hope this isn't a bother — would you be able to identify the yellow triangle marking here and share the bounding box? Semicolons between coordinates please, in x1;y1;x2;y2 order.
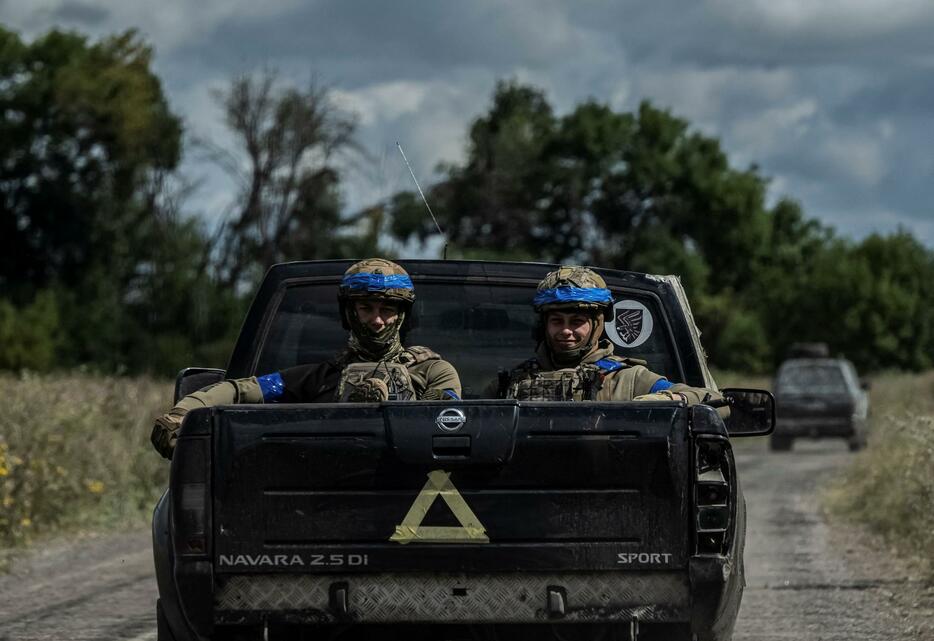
389;470;490;544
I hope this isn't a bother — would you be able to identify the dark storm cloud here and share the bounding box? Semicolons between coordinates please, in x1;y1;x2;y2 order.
580;0;934;68
181;0;587;86
829;67;934;122
50;1;108;26
561;1;934;243
1;0;932;245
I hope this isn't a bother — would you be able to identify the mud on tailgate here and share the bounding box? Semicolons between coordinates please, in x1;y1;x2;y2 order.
212;401;691;574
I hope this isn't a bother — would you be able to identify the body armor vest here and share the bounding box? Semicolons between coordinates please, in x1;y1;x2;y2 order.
505;362;606;401
336;347;441;402
503;355;642;401
338;361;417;401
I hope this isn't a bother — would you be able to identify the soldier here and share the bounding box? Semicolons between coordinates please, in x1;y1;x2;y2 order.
151;259;461;459
494;265;725;407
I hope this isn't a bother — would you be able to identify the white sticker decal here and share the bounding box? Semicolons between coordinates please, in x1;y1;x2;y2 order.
606;300;653;348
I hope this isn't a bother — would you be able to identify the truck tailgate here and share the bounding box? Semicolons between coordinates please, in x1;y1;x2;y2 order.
212;400;691;574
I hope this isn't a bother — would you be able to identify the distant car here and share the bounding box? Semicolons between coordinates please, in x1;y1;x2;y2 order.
771;358;869;451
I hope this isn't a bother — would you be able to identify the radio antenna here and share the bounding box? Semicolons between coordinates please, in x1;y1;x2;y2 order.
396;142;448;259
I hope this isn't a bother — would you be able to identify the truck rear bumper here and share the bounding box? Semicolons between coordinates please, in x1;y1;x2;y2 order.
214;571;690;624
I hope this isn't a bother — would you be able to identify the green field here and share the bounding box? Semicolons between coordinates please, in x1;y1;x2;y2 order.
0;370;931;575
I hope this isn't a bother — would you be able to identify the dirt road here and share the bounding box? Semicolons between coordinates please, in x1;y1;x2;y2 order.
733;439;932;641
0;439;929;640
0;527;156;641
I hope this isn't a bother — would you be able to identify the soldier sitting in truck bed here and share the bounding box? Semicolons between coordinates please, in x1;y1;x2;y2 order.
151;259;461;459
494;265;725;408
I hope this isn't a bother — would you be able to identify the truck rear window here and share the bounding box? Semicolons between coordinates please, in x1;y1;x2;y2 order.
777;364;849;396
255;281;681;398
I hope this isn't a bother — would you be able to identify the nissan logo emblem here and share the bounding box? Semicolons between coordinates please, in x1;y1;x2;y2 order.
436;408;466;432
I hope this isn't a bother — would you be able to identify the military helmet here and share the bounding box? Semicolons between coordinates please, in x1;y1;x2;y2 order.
533;266;613;317
533;265;613;367
338;258;415;304
338;258;416;339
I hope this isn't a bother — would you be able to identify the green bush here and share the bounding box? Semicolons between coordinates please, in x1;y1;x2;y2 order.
0;372;170;546
0;292;60;372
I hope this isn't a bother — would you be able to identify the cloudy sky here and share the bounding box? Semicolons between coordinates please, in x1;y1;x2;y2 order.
3;0;933;247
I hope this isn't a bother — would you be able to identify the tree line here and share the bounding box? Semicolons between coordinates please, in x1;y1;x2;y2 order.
0;28;379;374
1;28;931;375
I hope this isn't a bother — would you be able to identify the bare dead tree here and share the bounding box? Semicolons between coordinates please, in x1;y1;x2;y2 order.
206;70;360;288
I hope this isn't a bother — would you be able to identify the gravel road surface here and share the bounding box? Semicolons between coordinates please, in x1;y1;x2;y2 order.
0;528;156;641
733;439;932;641
0;439;930;640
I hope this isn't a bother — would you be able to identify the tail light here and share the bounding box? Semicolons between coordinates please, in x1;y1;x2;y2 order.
693;435;735;555
171;435;211;558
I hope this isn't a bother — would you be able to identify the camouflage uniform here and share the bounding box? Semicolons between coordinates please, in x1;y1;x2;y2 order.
151;259;461;459
496;266;723;407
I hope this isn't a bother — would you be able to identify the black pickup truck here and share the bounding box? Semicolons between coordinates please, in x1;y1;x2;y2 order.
153;260;773;641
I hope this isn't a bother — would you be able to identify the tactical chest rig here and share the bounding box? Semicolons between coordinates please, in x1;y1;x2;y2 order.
337;346;440;401
502;357;640;401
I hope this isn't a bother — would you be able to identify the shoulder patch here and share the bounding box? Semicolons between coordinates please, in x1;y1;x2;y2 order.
595;358;625;373
594;356;648;372
401;346;441;365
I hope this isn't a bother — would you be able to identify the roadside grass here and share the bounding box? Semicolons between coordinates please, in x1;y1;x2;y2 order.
825;370;934;576
0;372;171;561
710;370;772;391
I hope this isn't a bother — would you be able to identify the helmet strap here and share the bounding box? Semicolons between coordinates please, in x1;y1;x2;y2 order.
346;307;405;361
542;310;604;368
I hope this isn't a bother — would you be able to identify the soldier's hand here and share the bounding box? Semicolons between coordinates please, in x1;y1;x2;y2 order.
150;409;186;459
633;391;688;403
347;378;390;402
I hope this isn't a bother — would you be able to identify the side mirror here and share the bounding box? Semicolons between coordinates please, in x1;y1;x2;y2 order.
721;388;775;437
174;367;227;404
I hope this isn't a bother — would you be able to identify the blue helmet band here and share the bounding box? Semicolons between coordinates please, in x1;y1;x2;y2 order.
341;273;414;292
533;286;613;307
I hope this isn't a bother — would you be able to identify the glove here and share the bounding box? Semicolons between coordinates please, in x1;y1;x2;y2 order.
151;408;186;459
347;377;390;402
633;390;687;403
150;380;248;459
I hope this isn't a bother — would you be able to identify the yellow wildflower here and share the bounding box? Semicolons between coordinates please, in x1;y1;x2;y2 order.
20;517;31;527
11;456;23;466
2;496;13;508
86;480;105;494
0;467;7;477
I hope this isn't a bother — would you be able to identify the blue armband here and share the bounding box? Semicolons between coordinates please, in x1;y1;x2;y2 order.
442;389;461;400
257;372;285;402
650;378;673;393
